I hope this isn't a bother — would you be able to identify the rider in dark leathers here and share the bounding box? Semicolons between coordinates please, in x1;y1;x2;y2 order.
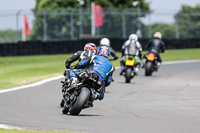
65;43;97;69
97;38;118;61
142;32;165;67
65;47;114;100
60;43;97;107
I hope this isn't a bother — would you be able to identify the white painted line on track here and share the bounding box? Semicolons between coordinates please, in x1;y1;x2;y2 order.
0;59;199;94
0;75;64;94
0;124;23;130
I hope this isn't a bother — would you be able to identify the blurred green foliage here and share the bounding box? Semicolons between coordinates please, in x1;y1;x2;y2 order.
175;4;200;38
151;23;176;38
30;0;150;40
152;4;200;39
0;30;17;42
34;0;150;10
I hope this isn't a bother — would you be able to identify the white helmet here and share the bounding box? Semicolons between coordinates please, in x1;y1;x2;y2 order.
129;34;138;41
100;38;110;47
153;32;162;39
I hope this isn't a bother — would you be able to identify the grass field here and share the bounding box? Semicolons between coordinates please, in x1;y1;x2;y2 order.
0;48;200;90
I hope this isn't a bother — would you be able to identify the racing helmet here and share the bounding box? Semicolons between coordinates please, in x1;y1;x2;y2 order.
97;46;110;58
153;32;162;39
100;38;110;47
84;43;97;53
129;34;138;41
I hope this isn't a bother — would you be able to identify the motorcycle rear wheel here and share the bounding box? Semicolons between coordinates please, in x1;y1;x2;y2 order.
125;68;132;83
145;62;153;76
69;87;90;116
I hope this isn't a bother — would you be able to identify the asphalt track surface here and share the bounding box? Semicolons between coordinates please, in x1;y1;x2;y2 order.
0;61;200;133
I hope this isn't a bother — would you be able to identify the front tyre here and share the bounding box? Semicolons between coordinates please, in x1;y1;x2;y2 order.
69;87;90;115
62;103;69;114
125;68;132;83
60;99;64;107
145;61;153;76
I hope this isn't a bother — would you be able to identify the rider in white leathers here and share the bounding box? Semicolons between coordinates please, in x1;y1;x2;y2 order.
120;34;142;75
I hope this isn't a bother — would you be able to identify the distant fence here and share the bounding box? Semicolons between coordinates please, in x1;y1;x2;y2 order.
1;38;200;57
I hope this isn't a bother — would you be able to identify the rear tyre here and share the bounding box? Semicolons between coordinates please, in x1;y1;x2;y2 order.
125;68;132;83
69;87;90;116
145;62;153;76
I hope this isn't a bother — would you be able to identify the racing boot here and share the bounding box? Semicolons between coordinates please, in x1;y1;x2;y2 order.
134;67;139;76
141;59;146;68
155;62;161;72
120;60;125;75
134;64;140;76
120;69;125;76
93;92;104;100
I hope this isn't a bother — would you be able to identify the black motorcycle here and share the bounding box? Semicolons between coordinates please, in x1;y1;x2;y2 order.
61;70;103;116
144;52;158;76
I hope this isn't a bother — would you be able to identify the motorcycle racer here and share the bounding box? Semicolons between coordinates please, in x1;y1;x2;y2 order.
120;34;142;75
64;47;114;100
65;43;97;69
97;38;118;61
60;43;96;107
142;32;165;68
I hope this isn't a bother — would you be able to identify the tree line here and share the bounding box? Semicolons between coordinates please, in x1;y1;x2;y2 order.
0;0;200;42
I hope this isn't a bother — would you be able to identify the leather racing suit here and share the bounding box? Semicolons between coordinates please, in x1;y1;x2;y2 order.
66;55;114;100
120;39;142;74
144;38;165;63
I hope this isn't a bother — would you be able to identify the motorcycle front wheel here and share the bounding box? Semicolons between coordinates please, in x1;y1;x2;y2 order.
60;99;64;107
62;103;69;114
69;87;90;116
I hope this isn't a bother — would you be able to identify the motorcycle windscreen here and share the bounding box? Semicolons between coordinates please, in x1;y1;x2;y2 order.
147;53;155;61
125;58;135;66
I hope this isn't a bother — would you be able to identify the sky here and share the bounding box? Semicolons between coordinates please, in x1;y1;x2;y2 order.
145;0;200;24
0;0;36;11
147;0;200;12
0;0;200;29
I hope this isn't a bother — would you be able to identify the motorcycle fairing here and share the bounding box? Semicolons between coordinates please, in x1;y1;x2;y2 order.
125;56;136;66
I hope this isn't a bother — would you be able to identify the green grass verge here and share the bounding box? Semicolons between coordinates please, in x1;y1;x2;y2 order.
160;48;200;61
111;48;200;66
0;48;200;90
0;54;69;90
0;129;72;133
